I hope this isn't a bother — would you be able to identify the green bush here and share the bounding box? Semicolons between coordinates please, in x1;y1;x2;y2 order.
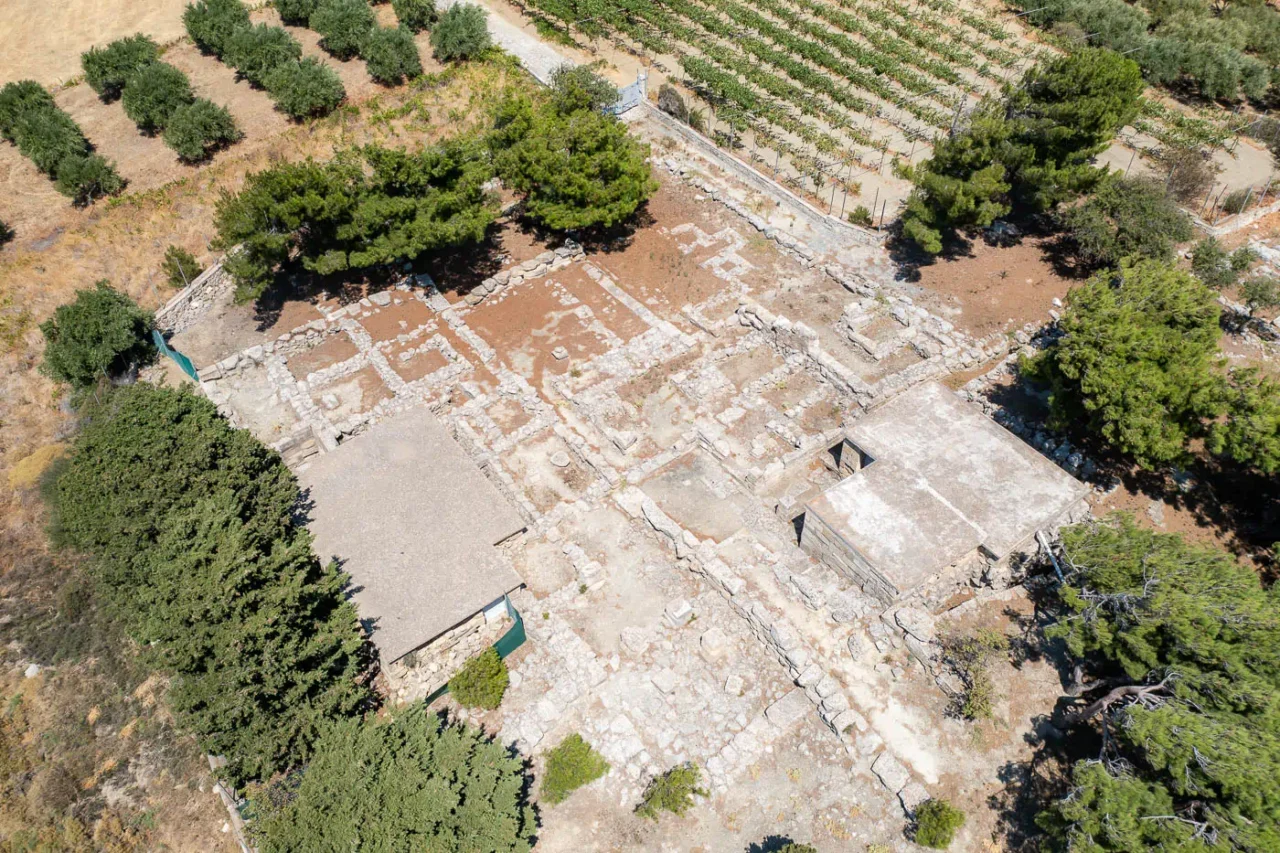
1057;174;1193;267
54;153;125;204
122;62;194;133
224;24;303;87
1221;188;1253;216
0;80;57;141
39;281;155;389
848;204;873;227
263;57;346;119
549;62;618;113
164;98;241;162
636;764;706;819
914;799;965;849
430;3;491;61
392;0;437;32
253;710;535;850
163;245;202;288
940;629;1009;720
0;80;123;203
10;107;91;175
448;647;508;709
777;845;817;853
310;0;376;59
1191;237;1255;289
541;733;610;804
81;34;160;100
276;0;320;25
360;25;422;84
184;0;252;56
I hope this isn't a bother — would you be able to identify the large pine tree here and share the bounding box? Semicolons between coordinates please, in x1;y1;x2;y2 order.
1038;516;1280;852
254;708;537;852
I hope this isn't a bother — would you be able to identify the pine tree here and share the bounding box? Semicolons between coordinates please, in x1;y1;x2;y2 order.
493;95;657;232
1023;259;1225;468
139;493;372;784
1038;517;1280;852
50;385;298;592
254;708;536;851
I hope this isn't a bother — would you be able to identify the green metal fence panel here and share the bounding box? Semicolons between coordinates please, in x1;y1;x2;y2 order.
152;329;198;381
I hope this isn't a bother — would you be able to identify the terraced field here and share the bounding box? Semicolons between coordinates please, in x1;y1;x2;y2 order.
518;0;1047;210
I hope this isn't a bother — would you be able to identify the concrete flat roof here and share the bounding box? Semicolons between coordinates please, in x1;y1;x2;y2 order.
807;382;1088;592
300;407;526;662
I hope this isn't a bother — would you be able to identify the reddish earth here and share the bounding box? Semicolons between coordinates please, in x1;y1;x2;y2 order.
287;333;359;379
389;345;449;383
909;235;1082;338
359;298;435;341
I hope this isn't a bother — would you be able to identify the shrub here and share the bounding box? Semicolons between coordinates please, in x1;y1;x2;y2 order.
224;24;303;87
275;0;320;25
549;62;618;113
263;57;346;119
81;34;160;101
848;204;873;227
360;26;422;84
122;62;194;133
1057;175;1192;267
940;629;1009;720
656;82;688;122
39;281;155;389
392;0;437;32
1160;145;1219;205
777;845;818;853
914;799;965;849
636;763;707;819
1191;237;1255;289
1241;275;1280;317
310;0;376;60
163;245;202;288
541;733;610;804
448;647;508;709
54;153;125;204
184;0;252;56
3;95;89;174
163;98;241;162
253;710;535;850
1221;188;1252;216
0;220;12;246
430;3;491;61
0;80;57;142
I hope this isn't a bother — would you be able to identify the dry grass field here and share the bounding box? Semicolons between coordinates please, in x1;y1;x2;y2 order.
0;0;192;87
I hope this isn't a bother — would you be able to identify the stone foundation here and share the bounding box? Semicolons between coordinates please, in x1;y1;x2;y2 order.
383;609;512;704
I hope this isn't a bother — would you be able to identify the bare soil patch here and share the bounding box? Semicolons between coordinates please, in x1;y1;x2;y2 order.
908;236;1082;338
287;333;360;380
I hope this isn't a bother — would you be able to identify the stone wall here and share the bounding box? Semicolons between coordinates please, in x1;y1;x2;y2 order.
155;261;233;334
383;608;512;704
799;511;900;604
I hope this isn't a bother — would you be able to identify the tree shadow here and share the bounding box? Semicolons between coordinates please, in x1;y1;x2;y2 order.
746;836;805;853
887;228;979;283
